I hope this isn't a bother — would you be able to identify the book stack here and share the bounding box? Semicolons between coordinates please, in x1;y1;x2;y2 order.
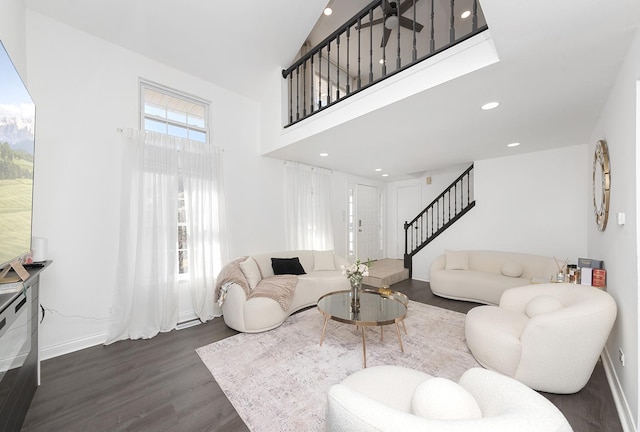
578;258;606;289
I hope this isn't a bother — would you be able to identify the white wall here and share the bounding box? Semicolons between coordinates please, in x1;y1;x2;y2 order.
25;10;287;358
588;29;640;430
391;145;590;281
0;0;26;79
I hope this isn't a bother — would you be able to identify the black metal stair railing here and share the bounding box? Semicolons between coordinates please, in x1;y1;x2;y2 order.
404;164;475;277
282;0;488;127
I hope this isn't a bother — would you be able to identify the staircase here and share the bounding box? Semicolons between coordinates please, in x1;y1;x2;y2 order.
404;164;475;277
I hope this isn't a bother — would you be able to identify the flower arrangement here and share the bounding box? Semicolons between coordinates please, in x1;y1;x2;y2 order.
341;258;372;286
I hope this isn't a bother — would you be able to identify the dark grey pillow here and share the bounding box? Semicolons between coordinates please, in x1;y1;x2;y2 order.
271;257;306;275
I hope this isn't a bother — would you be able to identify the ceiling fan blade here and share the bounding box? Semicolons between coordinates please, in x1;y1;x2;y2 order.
356;18;384;30
398;16;424;32
398;0;420;15
381;27;392;47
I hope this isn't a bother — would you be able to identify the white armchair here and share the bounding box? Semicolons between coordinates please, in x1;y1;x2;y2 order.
465;283;617;394
326;365;573;432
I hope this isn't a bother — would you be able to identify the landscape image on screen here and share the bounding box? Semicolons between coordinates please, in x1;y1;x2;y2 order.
0;41;35;267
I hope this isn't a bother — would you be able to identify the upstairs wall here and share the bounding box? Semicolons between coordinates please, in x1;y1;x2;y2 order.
260;32;498;156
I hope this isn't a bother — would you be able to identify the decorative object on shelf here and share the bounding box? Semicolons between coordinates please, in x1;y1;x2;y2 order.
553;257;568;282
567;264;580;284
593;139;610;231
341;258;371;312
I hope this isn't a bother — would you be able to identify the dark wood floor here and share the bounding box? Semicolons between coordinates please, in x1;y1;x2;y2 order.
22;279;622;431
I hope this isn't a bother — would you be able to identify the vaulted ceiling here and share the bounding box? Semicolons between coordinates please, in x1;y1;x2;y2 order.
25;0;640;180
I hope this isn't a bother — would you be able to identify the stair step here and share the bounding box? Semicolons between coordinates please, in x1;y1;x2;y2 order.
363;259;410;288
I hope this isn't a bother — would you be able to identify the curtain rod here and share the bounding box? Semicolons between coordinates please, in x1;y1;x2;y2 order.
284;160;333;174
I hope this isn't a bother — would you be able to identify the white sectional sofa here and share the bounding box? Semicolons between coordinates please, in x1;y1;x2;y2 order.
217;250;351;333
429;250;559;305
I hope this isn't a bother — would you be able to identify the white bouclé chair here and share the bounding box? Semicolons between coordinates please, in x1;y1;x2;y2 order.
326;365;573;432
465;283;617;394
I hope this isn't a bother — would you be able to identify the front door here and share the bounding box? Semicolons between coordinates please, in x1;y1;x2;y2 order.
356;184;383;260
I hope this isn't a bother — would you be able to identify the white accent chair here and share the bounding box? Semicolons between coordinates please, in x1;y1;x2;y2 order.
326;365;573;431
465;283;617;394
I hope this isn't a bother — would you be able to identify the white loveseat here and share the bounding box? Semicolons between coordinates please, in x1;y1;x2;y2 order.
217;250;350;333
429;250;559;305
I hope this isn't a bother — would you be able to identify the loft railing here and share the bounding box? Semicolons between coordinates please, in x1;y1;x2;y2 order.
404;164;475;277
282;0;488;127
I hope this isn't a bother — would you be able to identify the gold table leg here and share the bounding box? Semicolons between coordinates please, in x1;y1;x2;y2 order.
320;316;329;346
361;326;367;368
395;321;405;353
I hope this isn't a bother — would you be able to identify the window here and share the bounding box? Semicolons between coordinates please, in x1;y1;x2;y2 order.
140;81;209;275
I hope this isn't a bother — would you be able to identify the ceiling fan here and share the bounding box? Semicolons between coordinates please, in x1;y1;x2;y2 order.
357;0;424;48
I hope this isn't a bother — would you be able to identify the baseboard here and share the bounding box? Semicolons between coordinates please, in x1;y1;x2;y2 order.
40;332;107;361
602;347;637;432
40;313;207;360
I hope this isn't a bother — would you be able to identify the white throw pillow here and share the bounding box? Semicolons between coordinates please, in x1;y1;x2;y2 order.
239;257;262;290
313;250;336;271
411;377;482;420
445;250;469;270
500;261;524;278
525;295;564;318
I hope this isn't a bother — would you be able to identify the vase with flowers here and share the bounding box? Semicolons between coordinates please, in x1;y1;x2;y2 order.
341;258;372;312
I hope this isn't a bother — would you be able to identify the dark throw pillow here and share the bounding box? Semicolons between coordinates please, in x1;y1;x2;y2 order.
271;257;306;275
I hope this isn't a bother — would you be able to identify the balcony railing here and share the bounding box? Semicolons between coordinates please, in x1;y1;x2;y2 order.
282;0;488;127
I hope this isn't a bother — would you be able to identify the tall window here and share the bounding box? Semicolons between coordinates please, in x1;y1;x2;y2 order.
140;81;209;275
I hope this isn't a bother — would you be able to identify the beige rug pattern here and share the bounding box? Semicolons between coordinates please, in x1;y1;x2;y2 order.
196;301;479;432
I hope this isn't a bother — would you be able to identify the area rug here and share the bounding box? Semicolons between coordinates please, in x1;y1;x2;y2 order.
196;301;480;432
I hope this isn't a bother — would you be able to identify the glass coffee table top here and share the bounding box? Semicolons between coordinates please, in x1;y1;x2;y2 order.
317;290;408;367
317;290;407;326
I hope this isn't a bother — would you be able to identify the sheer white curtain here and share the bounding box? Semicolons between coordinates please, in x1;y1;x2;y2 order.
181;140;228;320
106;129;228;344
285;161;334;250
107;129;180;343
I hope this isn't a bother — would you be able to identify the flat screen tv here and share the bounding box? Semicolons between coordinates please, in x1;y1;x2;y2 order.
0;40;35;274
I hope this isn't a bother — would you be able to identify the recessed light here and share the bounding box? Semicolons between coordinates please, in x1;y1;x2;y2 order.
379;58;385;64
481;101;500;110
320;152;329;157
375;168;382;172
461;10;471;19
507;142;520;148
382;173;389;177
324;7;332;16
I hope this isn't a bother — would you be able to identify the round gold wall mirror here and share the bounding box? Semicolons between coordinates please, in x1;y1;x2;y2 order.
593;139;610;231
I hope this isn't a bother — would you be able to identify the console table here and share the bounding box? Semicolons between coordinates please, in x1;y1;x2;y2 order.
0;261;50;432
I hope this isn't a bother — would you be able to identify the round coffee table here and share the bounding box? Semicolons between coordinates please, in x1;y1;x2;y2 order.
317;290;407;367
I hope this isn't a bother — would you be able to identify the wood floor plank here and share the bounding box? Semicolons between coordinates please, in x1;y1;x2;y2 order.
22;279;621;432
